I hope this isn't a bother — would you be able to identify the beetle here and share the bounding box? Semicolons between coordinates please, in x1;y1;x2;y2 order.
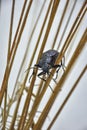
29;49;65;83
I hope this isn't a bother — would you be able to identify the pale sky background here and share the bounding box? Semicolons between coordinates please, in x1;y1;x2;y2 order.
0;0;87;130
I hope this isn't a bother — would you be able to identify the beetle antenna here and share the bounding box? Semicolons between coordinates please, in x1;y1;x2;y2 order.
61;56;66;72
29;71;35;82
25;67;42;73
25;67;36;73
48;72;57;84
49;85;54;93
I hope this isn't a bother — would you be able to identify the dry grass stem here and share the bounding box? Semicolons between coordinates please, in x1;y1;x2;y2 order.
0;0;86;130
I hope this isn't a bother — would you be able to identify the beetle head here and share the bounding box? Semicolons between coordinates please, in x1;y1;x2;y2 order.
42;63;51;73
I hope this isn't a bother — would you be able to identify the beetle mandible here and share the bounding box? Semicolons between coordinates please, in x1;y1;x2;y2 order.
29;49;65;82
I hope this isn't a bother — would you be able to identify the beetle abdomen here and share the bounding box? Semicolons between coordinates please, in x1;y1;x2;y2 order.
42;50;59;57
38;49;59;68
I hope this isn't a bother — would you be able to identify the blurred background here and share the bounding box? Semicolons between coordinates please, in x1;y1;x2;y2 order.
0;0;87;130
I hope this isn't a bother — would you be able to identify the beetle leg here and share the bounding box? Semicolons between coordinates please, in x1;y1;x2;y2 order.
52;64;61;80
38;71;46;77
55;66;61;80
52;64;61;68
37;71;46;81
53;56;66;80
48;72;57;84
48;85;54;93
38;72;54;93
29;70;35;82
61;56;66;72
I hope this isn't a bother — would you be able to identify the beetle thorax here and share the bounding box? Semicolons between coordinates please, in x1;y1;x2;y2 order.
42;63;51;73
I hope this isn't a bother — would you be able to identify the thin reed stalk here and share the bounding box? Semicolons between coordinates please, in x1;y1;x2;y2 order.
17;1;60;130
0;0;28;105
6;0;46;123
9;1;33;129
47;66;87;130
52;0;69;49
21;1;86;127
61;0;86;53
33;30;87;130
57;0;77;49
0;1;86;129
2;0;15;129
